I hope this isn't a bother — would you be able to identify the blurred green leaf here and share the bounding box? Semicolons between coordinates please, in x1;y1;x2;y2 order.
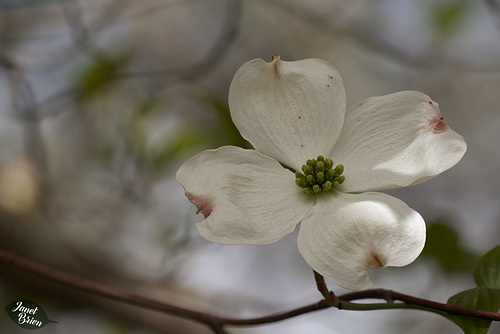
102;320;130;334
134;98;158;117
75;55;125;96
148;127;212;170
129;109;149;153
128;98;162;150
474;245;500;289
448;288;500;334
422;221;478;273
141;91;250;171
204;95;249;148
432;0;468;35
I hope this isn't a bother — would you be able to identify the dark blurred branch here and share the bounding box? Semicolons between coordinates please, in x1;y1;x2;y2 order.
36;0;242;119
1;248;500;334
485;0;500;31
486;0;500;13
0;54;48;187
0;248;230;334
116;0;242;79
267;0;500;73
0;1;124;73
59;0;109;61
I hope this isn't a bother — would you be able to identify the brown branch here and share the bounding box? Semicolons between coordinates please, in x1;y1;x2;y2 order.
0;248;225;332
1;248;500;334
340;289;500;321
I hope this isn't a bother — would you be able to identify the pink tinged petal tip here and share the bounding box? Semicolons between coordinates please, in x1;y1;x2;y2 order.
368;252;386;269
272;55;281;79
187;193;214;218
426;99;448;134
428;116;448;134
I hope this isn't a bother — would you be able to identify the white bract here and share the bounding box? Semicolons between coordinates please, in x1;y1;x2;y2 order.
176;57;467;290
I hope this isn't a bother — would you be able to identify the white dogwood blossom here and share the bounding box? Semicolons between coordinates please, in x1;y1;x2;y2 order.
177;57;466;290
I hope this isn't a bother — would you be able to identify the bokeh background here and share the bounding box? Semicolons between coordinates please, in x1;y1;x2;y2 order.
1;0;499;333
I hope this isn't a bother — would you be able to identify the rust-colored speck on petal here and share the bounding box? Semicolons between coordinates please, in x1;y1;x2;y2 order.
187;194;213;218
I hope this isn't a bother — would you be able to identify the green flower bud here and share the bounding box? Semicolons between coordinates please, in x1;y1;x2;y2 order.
324;158;333;170
326;169;336;180
335;164;344;175
316;172;324;183
296;178;308;188
316;161;325;173
307;159;317;168
294;155;345;195
302;165;313;175
303;188;314;195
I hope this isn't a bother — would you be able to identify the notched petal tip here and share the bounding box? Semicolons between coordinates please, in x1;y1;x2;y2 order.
186;193;214;218
270;55;282;79
426;99;448;134
427;116;448;134
229;57;346;171
368;251;386;269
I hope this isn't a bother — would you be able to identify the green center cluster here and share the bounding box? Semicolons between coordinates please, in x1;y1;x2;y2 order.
295;156;345;195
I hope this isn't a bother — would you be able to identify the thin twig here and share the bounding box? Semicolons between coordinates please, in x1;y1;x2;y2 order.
1;248;500;333
0;249;220;329
340;289;499;320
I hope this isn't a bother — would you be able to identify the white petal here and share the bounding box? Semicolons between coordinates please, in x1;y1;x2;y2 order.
297;191;426;290
330;91;467;192
229;57;346;171
176;146;315;244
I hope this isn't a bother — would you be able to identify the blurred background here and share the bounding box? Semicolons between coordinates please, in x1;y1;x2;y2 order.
1;0;499;333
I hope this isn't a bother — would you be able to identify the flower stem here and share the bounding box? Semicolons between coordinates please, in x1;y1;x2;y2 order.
313;270;336;304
